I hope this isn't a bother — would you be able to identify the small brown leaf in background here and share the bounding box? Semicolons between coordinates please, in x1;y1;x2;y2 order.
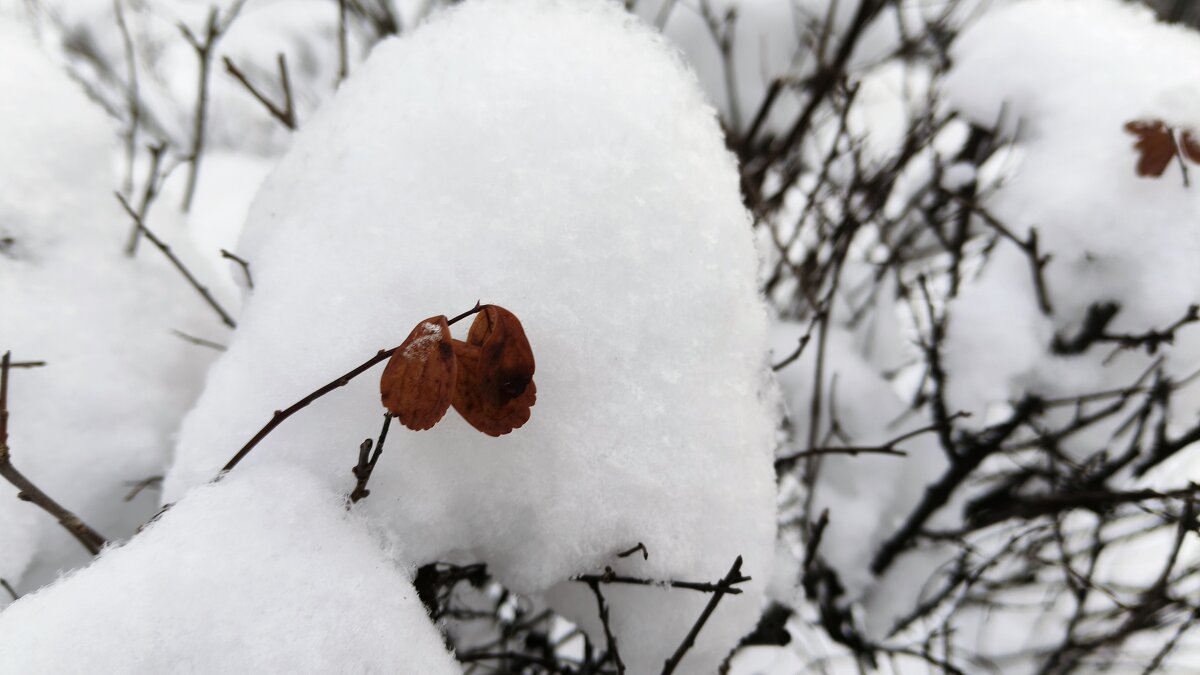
1181;131;1200;164
381;315;458;431
451;305;536;436
1125;119;1179;178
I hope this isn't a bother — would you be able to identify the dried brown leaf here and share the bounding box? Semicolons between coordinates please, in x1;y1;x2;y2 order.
451;305;536;436
380;315;457;431
1182;130;1200;164
1125;119;1179;178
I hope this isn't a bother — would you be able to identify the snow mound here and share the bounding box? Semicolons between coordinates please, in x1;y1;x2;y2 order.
165;0;777;670
0;466;458;674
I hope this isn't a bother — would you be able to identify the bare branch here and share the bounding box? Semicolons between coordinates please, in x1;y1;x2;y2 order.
220;302;483;475
0;352;108;555
222;54;296;130
219;248;254;289
661;556;750;674
116;193;237;329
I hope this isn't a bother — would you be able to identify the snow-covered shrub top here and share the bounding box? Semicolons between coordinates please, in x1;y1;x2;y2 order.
163;0;778;670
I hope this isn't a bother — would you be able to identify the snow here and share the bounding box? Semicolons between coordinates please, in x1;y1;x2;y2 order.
0;465;460;674
402;320;446;358
0;17;221;592
942;0;1200;420
163;0;779;671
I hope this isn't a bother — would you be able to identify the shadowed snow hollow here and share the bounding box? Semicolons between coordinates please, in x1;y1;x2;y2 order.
164;0;778;670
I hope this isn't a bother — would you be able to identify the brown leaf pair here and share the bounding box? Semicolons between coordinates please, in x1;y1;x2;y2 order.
1124;119;1200;178
380;305;536;436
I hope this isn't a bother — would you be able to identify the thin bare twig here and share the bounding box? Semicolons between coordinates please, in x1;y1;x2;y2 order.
171;329;227;352
124;142;167;256
0;352;108;555
219;248;254;289
113;0;139;197
123;475;163;502
586;579;626;674
336;0;350;83
349;413;391;503
0;577;18;601
222;54;296;130
574;567;745;595
220;302;483;475
116;193;237;329
661;556;750;674
179;1;248;211
617;542;649;560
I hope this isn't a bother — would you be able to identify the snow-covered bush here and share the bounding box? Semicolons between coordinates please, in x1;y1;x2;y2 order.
4;0;1200;673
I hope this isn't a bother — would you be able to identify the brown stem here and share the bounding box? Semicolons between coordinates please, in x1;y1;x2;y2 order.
574;567;745;595
116;193;237;329
336;0;349;83
179;1;248;212
219;302;484;476
661;556;750;674
222;54;296;130
587;579;626;674
124;142;166;256
0;577;18;601
219;248;255;289
349;413;391;503
0;352;108;555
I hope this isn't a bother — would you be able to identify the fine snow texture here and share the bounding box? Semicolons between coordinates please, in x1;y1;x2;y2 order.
0;18;220;592
164;0;778;671
0;466;459;674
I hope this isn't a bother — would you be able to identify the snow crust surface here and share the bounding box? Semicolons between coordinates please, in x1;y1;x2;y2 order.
164;0;778;670
0;466;459;674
